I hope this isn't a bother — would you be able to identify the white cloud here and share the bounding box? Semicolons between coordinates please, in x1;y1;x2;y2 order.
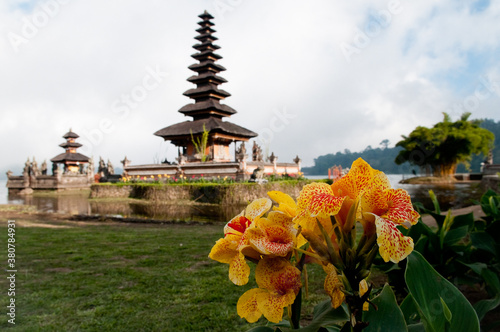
1;0;499;177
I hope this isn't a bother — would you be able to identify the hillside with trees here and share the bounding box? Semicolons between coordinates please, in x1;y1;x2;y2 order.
395;113;494;177
303;117;499;176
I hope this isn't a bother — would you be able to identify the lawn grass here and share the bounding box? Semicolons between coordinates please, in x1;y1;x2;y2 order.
0;219;326;331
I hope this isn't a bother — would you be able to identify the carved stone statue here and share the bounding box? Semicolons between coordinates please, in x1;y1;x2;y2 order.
41;160;47;175
235;142;247;162
87;158;94;175
107;159;115;175
52;163;58;175
31;157;40;176
269;152;277;164
250;166;265;182
121;156;131;168
23;158;30;176
98;157;106;176
252;142;263;162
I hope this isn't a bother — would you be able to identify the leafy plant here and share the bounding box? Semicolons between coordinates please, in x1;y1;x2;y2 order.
391;189;500;330
191;123;210;162
208;158;480;331
395;112;494;177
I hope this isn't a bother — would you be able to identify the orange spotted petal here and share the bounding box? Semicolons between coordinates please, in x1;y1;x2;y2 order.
255;257;302;295
297;182;345;217
256;289;297;323
246;224;295;257
245;198;272;221
267;211;295;231
237;288;266;323
323;263;345;309
229;251;251;286
380;189;420;226
374;215;414;263
208;237;238;264
224;214;250;236
331;158;378;198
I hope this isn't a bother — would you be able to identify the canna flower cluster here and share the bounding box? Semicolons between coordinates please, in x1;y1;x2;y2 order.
209;158;420;327
209;198;301;322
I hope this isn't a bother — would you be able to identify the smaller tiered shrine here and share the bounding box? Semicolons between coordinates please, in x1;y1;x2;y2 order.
6;129;94;194
51;129;90;173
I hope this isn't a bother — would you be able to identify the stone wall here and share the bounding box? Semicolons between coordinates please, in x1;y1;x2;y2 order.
481;175;500;193
90;181;312;205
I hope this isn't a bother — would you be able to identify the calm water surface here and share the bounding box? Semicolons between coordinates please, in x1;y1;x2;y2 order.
0;176;482;223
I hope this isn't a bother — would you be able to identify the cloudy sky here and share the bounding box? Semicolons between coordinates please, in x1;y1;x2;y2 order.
1;0;500;177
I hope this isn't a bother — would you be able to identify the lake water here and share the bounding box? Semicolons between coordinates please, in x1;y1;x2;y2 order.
0;175;482;222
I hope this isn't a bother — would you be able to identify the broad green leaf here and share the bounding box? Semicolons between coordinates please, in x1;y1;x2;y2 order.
448;212;474;230
473;269;500;321
474;296;500;322
443;226;468;246
362;284;408;332
471;231;497;256
400;294;420;326
299;301;348;332
413;236;429;254
461;262;488;276
405;251;480;332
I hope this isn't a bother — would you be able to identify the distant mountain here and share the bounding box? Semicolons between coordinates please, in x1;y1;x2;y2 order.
303;118;500;175
302;146;413;175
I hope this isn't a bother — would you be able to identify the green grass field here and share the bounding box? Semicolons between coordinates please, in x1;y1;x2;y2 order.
0;219;326;331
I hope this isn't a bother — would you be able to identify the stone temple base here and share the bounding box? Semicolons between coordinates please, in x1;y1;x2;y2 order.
124;161;301;181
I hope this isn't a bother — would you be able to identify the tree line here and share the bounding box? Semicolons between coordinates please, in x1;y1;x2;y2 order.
303;116;499;176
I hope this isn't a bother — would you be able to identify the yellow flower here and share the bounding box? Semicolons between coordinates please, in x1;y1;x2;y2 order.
246;211;297;257
209;198;272;285
323;263;345;309
359;279;369;311
237;257;302;323
297;158;419;263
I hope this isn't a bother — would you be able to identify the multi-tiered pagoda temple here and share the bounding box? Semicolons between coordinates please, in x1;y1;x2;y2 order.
154;11;257;162
124;11;301;180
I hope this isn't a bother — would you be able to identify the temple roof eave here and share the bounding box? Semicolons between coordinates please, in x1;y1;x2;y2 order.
154;118;257;140
50;152;90;163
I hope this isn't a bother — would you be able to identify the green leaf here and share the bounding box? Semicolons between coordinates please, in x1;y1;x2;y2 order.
473;269;500;321
299;301;348;332
443;226;468;246
470;231;497;256
362;284;408;332
400;294;420;326
440;297;452;323
428;190;441;214
405;251;480;332
448;212;474;230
